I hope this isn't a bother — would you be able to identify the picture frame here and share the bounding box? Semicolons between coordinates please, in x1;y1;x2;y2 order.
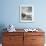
20;5;34;22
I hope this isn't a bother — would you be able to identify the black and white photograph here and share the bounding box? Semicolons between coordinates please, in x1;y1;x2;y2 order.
20;5;34;22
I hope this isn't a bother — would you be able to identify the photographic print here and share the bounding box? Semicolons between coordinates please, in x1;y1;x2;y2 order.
20;5;34;22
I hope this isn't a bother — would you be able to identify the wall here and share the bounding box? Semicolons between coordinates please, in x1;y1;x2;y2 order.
0;0;46;29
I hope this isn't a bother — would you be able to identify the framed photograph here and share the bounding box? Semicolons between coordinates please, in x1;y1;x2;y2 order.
20;5;34;22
